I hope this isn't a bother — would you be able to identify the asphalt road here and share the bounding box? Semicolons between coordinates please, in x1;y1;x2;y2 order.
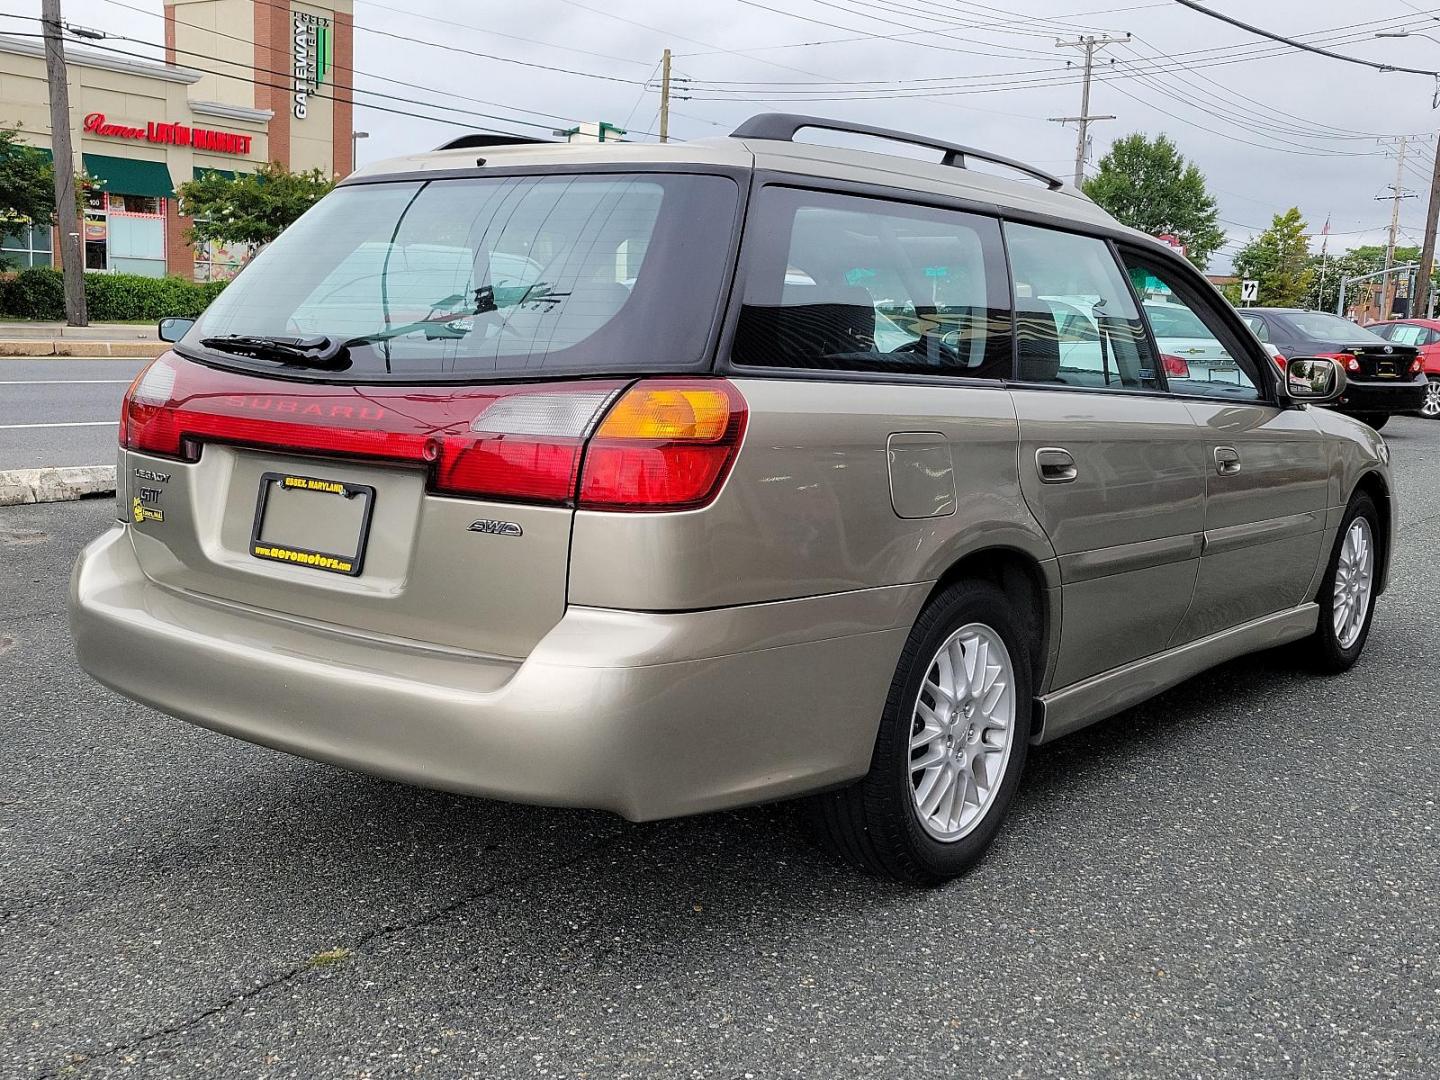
0;359;145;470
3;417;1438;1078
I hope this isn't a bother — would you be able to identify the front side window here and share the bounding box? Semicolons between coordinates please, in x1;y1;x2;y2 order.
1126;257;1263;401
1005;223;1157;390
731;187;1012;378
186;173;739;380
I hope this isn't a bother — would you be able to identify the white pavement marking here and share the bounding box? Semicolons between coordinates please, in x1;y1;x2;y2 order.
0;421;119;429
0;379;133;385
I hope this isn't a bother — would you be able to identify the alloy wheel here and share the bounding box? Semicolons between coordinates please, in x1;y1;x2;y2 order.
908;623;1016;842
1422;378;1440;419
1333;517;1375;650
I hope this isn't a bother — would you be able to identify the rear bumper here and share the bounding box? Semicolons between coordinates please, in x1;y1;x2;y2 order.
1335;375;1427;415
70;526;918;821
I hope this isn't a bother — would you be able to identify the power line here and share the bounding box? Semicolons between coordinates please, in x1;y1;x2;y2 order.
1173;0;1440;77
85;1;635;135
0;27;583;140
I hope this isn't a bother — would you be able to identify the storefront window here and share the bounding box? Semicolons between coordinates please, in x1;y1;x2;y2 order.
81;191;166;277
194;236;257;282
1;221;53;268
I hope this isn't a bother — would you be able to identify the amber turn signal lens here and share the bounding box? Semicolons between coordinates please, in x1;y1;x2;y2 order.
595;386;733;442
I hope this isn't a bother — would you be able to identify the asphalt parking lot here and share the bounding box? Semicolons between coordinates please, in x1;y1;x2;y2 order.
2;416;1438;1079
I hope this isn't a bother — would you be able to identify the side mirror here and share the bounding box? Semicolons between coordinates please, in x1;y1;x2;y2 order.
157;317;194;343
1283;356;1346;404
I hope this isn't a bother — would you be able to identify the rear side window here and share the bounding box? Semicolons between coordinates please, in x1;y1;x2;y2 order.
184;173;739;381
1240;314;1270;343
731;187;1012;378
1005;223;1158;391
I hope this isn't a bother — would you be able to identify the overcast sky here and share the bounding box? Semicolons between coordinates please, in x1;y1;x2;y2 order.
8;0;1440;270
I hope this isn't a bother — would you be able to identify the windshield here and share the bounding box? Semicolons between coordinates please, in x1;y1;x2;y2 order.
1279;311;1390;344
183;173;740;380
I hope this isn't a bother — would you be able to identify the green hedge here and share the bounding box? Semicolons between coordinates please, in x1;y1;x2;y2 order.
0;267;227;321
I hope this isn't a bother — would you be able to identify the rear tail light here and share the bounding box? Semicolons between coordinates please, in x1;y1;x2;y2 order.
1272;353;1287;369
1346;356;1362;373
1160;353;1190;379
1411;357;1424;374
120;354;745;511
579;381;747;510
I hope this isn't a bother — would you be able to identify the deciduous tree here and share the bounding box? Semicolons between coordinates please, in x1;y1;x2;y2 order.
1233;208;1313;307
1082;133;1226;270
175;161;335;246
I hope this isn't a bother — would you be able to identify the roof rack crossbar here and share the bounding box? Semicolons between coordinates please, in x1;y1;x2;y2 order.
730;113;1065;192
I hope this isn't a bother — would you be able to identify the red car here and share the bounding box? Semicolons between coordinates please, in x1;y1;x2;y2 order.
1366;318;1440;418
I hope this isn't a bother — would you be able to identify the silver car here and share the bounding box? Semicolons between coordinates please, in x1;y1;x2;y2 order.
71;115;1393;883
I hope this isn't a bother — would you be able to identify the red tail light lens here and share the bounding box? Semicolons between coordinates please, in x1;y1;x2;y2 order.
1411;357;1424;374
1345;356;1362;373
1272;353;1287;369
120;355;746;511
120;354;626;504
1160;353;1190;379
578;380;747;511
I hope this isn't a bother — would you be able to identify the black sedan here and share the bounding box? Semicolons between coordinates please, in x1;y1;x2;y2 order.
1237;308;1426;430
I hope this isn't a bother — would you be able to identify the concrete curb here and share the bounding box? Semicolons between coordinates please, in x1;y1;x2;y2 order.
0;340;165;358
0;466;117;507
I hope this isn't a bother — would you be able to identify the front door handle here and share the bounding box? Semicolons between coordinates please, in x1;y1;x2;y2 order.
1036;447;1078;484
1215;446;1242;476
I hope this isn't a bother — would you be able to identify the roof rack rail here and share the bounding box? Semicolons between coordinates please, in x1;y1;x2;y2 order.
434;133;553;151
729;113;1065;192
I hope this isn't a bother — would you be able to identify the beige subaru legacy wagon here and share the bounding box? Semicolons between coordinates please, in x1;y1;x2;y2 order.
71;115;1393;883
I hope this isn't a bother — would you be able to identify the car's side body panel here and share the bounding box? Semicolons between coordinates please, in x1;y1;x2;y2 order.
568;379;1055;613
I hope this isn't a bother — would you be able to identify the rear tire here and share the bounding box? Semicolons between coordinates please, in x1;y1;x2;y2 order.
806;580;1032;884
1307;491;1381;674
1421;377;1440;419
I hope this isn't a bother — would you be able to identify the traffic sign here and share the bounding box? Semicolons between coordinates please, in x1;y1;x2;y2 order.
1240;279;1259;304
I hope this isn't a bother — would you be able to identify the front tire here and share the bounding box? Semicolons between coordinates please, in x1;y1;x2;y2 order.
806;580;1033;884
1308;491;1381;673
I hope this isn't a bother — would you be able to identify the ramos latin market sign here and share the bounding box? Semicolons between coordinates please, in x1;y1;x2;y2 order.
83;113;254;155
291;9;333;121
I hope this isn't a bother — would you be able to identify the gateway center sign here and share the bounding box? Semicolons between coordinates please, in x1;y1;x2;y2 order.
291;9;333;120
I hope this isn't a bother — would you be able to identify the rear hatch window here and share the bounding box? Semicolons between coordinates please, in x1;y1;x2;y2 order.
179;172;740;381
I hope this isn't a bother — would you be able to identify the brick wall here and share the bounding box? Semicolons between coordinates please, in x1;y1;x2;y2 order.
332;8;354;176
165;198;195;278
255;0;289;167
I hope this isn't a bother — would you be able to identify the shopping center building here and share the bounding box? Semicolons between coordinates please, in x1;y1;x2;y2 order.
1;0;354;280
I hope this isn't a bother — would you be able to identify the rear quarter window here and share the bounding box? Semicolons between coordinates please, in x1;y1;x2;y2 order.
730;187;1013;379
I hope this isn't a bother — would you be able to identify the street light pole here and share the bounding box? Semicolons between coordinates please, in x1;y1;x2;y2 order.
351;130;368;174
1378;31;1440;317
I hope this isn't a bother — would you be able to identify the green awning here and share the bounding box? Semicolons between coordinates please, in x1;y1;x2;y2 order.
192;166;237;182
81;154;174;198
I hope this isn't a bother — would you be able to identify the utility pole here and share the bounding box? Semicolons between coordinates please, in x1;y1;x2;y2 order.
1049;34;1129;187
1416;139;1440;319
1377;136;1418;320
658;48;672;144
41;0;86;326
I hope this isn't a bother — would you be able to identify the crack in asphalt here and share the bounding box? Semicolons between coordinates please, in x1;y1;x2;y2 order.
37;831;627;1079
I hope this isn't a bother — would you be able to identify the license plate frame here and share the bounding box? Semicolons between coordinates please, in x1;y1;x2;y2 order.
249;471;376;577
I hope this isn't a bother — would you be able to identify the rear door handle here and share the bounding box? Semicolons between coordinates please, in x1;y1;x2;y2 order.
1215;446;1242;476
1035;447;1078;484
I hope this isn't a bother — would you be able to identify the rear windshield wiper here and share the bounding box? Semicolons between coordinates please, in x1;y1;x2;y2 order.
199;334;351;371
